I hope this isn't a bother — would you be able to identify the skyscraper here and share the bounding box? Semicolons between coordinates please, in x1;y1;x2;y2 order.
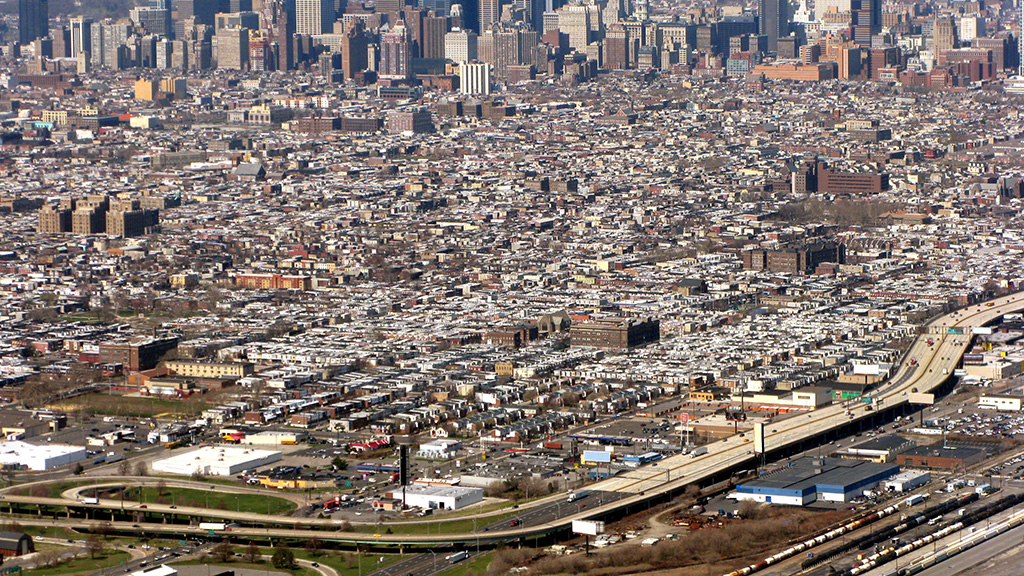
296;0;333;35
18;0;49;45
422;14;450;60
444;27;477;63
380;21;411;78
217;26;250;69
479;0;500;31
340;20;369;79
176;0;217;39
757;0;789;53
69;16;93;58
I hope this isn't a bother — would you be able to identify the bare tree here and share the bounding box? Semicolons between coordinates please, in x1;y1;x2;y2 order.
244;542;261;563
85;533;105;559
134;461;148;476
118;460;131;476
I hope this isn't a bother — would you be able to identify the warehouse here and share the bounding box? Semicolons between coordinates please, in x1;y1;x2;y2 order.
882;470;931;492
151;446;281;477
0;440;87;471
384;484;483;511
732;457;899;506
241;431;304;446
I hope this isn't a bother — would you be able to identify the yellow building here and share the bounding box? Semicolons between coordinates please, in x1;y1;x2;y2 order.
134;79;160;101
165;360;254;379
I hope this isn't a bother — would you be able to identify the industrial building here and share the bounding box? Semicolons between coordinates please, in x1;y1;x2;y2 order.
0;441;87;471
839;434;917;463
882;470;931;492
732;457;899;505
383;484;483;510
151;445;281;477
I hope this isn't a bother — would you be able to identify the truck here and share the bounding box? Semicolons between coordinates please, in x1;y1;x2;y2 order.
543;442;563;450
906;494;925;507
80;497;99;505
106;452;123;464
445;551;468;564
198;522;228;531
92;454;106;465
567;489;591;503
689;446;708;458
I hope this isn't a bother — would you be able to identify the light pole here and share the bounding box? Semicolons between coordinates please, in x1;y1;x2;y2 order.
430;549;436;573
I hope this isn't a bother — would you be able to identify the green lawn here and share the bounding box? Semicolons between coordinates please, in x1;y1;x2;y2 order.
24;549;130;576
172;558;314;576
9;480;96;499
292;549;401;576
434;552;491;576
117;486;295;515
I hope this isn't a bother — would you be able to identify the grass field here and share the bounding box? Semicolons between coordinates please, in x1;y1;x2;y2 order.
172;558;314;576
10;480;96;499
51;392;211;418
24;549;130;576
434;552;491;576
115;486;295;515
292;549;401;576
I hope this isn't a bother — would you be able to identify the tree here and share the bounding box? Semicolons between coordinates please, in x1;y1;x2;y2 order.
244;542;261;563
271;547;295;569
118;460;131;476
331;456;348;470
212;541;234;563
134;461;148;476
304;537;321;557
73;463;85;475
85;533;105;559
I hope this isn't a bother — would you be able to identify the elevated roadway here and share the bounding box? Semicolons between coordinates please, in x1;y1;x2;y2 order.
3;294;1022;547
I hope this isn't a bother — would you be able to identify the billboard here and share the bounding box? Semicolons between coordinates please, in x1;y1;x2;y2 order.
582;450;611;464
752;421;765;455
572;520;605;536
908;392;935;405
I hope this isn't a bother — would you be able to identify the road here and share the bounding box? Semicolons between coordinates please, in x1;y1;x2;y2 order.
4;294;1022;549
913;521;1024;576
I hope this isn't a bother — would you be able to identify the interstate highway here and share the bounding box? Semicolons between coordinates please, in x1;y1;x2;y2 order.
3;294;1023;547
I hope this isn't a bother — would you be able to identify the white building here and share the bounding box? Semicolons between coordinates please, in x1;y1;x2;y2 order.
0;441;87;471
296;0;334;35
444;28;478;64
978;395;1023;411
417;439;462;459
882;470;930;492
459;63;491;95
242;431;304;446
386;484;483;510
151;446;281;477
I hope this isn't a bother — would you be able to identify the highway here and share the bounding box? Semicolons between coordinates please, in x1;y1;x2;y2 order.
3;293;1022;550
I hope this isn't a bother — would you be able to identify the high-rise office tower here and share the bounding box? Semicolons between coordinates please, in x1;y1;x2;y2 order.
217;26;250;68
557;5;590;51
131;8;173;38
478;25;517;79
932;16;957;53
273;0;296;70
757;0;789;52
479;0;500;31
176;0;217;39
423;0;453;19
296;0;334;34
69;16;93;58
604;23;629;69
19;0;49;45
444;27;477;63
380;20;411;77
422;14;450;59
340;20;368;78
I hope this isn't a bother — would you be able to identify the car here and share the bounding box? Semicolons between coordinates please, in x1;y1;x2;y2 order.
132;525;140;528
138;505;147;509
169;505;177;509
312;562;319;567
509;519;521;527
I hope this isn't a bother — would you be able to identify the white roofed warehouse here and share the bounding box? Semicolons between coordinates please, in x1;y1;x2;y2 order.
151;445;282;477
